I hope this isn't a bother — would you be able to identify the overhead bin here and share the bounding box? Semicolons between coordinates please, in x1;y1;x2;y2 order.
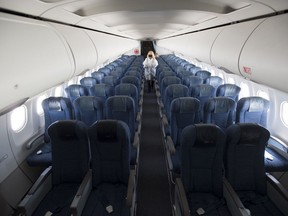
50;23;98;77
239;14;288;93
210;19;265;75
0;13;75;113
157;28;222;64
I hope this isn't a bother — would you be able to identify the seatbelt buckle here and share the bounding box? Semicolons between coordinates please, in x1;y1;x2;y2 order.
44;211;53;216
196;207;205;215
106;205;113;214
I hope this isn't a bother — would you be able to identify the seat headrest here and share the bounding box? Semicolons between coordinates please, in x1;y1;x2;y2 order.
195;124;221;148
97;120;118;141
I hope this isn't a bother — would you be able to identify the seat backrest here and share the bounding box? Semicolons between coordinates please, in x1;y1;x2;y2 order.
65;84;89;103
88;120;130;187
236;96;270;127
189;66;201;75
48;120;89;185
42;97;73;142
204;76;223;91
164;84;189;121
225;123;269;195
125;70;142;81
170;97;200;147
88;84;114;104
158;70;175;84
120;75;141;95
80;77;98;88
195;70;211;80
115;83;139;113
106;95;135;140
190;84;215;121
160;76;181;97
216;84;241;101
203;97;236;130
182;75;203;87
91;71;104;83
73;96;104;126
102;75;118;86
181;124;226;197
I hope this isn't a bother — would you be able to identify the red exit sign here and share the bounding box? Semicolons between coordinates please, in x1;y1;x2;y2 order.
243;66;252;75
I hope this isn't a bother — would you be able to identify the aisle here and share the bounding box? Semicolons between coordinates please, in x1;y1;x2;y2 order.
136;85;173;216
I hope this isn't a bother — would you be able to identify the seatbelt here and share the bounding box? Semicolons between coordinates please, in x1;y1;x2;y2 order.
196;198;226;215
95;190;114;214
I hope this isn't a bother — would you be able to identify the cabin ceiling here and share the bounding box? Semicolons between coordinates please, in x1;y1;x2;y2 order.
0;0;287;40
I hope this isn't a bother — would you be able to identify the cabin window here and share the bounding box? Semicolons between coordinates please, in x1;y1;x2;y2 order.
239;82;250;99
54;86;63;97
280;101;288;128
10;105;27;132
36;94;47;116
257;90;270;100
227;77;235;84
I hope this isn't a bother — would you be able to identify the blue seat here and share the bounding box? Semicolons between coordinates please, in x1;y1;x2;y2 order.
102;75;118;87
75;120;136;216
216;84;241;102
204;76;223;92
190;84;215;122
80;77;98;88
27;97;73;167
236;96;269;127
203;97;236;130
165;97;200;175
18;121;90;216
65;84;89;103
181;75;203;87
115;83;141;115
106;96;139;166
163;84;189;121
120;75;142;98
89;84;114;103
225;123;285;216
73;96;104;126
174;124;231;215
91;71;104;83
195;70;211;80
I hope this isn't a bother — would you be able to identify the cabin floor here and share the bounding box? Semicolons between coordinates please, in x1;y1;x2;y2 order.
136;82;173;216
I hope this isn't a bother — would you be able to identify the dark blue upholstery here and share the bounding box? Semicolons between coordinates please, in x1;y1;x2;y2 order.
125;70;142;81
80;77;98;88
106;96;137;165
73;96;104;126
195;70;211;80
157;70;175;86
89;84;114;104
160;76;181;98
115;83;139;113
225;123;284;216
120;76;141;97
91;72;104;83
236;96;269;127
27;97;73;167
216;84;241;102
82;120;131;216
65;84;89;103
32;121;89;216
204;76;223;91
180;124;230;215
190;84;215;122
181;75;203;87
169;97;200;174
203;97;236;130
102;75;118;87
164;84;189;121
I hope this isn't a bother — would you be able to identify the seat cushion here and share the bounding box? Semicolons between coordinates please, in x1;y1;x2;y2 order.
265;147;288;172
82;183;129;216
27;143;52;167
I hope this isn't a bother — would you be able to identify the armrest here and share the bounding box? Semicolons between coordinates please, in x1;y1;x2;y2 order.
17;167;52;216
266;173;288;202
166;136;176;154
174;178;190;216
133;132;140;148
70;170;92;216
161;114;170;138
223;177;250;216
126;169;136;207
26;133;45;150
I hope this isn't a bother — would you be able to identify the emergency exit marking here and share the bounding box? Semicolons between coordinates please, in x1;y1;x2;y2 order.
243;66;252;75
